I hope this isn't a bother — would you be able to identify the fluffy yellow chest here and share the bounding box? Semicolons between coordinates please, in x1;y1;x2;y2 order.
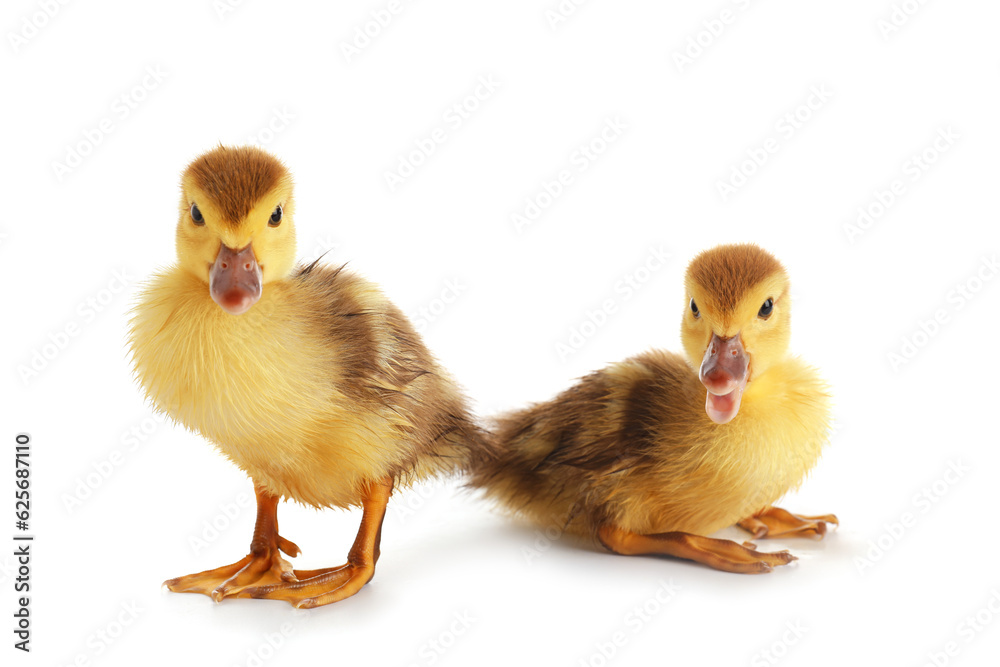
638;360;830;535
711;374;828;514
128;270;389;508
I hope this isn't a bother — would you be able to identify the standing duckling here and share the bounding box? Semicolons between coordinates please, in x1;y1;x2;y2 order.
468;244;837;573
129;146;490;607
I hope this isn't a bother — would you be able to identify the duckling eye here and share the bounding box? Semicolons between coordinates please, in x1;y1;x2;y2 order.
758;298;774;319
269;205;283;227
690;298;700;319
190;204;204;225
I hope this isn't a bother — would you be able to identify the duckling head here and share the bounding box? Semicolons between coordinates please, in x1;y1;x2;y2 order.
681;244;790;424
176;145;296;315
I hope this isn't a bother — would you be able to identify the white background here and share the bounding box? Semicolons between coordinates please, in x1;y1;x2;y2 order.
3;1;999;665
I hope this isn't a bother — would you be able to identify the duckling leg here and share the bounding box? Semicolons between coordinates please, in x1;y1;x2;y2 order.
738;507;838;540
236;477;393;608
598;525;795;574
164;483;300;601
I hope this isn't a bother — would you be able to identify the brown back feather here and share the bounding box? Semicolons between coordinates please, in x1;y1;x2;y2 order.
293;262;496;480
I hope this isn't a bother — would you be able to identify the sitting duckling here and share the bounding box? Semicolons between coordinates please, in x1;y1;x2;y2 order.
469;244;837;573
129;146;490;607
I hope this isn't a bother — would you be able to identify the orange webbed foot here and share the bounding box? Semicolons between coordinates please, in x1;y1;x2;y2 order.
598;525;796;574
738;507;839;540
234;477;393;608
164;535;301;602
236;563;375;609
164;485;302;602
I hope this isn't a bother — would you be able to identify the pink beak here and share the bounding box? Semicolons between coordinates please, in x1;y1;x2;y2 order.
699;333;749;424
210;243;262;315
